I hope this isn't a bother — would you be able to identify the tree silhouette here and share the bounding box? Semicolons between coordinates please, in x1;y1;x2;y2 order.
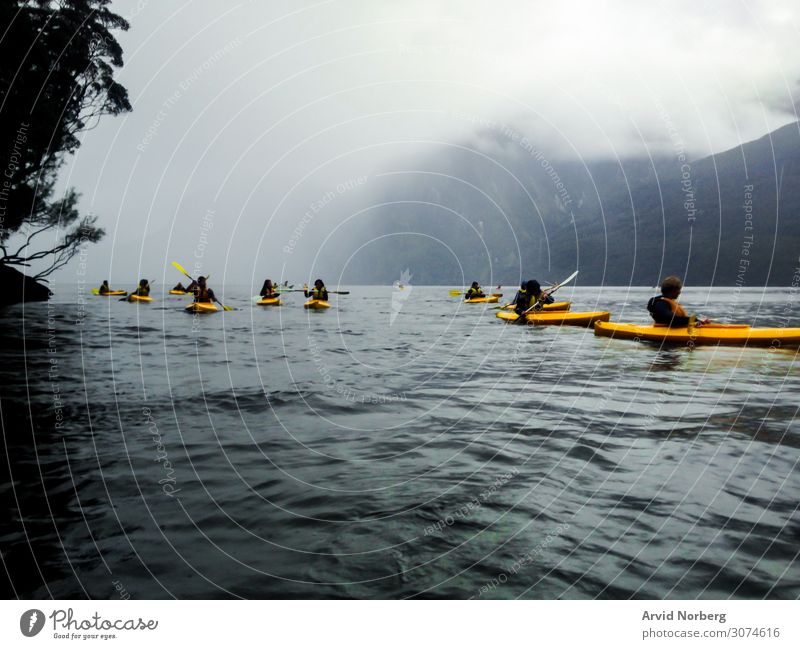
0;0;131;280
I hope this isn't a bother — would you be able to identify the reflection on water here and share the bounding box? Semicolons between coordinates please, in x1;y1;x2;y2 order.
1;286;799;598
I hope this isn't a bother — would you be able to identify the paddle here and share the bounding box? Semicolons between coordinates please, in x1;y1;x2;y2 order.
451;288;493;298
172;261;233;311
300;284;349;296
522;270;579;315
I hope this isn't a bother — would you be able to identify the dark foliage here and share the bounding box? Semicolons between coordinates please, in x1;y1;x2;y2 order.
0;0;130;280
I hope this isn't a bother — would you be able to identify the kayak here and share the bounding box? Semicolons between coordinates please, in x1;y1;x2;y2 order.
93;289;127;296
128;294;153;302
257;297;282;306
185;302;219;314
502;301;571;312
169;290;189;295
304;299;330;310
594;321;800;347
526;311;610;327
497;310;610;327
464;296;500;304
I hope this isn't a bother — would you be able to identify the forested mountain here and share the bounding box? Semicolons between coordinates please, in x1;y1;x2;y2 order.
331;122;800;286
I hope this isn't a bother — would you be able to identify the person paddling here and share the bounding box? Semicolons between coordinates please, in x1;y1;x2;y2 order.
515;279;553;315
647;276;709;328
192;276;217;304
172;282;186;292
99;280;111;295
260;279;278;299
130;279;150;298
304;279;328;301
465;282;485;299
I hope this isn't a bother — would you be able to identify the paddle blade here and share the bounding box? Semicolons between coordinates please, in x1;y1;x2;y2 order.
171;261;191;278
448;290;462;296
91;288;100;295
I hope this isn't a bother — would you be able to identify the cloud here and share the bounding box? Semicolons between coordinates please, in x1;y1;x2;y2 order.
52;0;800;281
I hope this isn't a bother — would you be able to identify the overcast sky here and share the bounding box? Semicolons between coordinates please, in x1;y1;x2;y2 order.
50;0;800;285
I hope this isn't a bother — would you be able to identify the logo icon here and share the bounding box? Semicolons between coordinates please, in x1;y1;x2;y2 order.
390;268;413;326
20;609;45;637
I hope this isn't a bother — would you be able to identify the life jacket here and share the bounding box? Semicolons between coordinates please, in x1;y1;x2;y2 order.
519;290;549;311
136;284;150;297
196;286;211;303
99;284;109;294
312;286;327;300
466;286;483;298
648;296;687;318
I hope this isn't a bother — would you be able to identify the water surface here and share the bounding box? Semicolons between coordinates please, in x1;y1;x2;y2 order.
1;285;798;598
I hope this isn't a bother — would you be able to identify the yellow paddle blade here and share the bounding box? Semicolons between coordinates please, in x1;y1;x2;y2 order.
91;288;100;295
171;261;191;278
448;290;462;296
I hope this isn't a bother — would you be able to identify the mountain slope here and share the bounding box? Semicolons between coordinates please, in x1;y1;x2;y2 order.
327;121;800;286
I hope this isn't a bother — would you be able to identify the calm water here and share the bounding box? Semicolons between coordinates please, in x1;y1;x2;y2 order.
1;285;799;599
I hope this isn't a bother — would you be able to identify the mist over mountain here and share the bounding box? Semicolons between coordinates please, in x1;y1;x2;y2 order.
328;121;800;287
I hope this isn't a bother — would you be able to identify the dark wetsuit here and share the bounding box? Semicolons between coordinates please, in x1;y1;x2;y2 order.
647;295;691;327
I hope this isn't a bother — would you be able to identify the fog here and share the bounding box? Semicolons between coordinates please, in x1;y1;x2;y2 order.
51;0;800;286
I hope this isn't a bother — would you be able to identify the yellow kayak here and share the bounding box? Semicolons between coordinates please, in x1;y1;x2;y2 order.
464;295;499;304
257;297;282;306
93;289;127;296
304;299;330;310
169;290;189;295
497;310;610;327
502;301;571;312
185;302;219;314
128;294;153;302
594;321;800;347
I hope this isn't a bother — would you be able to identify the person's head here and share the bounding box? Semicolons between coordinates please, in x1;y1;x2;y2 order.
520;282;526;291
471;281;479;289
139;279;148;287
314;279;324;288
102;280;108;285
660;275;683;299
198;276;207;287
526;279;541;294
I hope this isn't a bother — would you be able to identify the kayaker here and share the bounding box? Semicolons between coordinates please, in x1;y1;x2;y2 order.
131;279;150;297
465;282;485;299
260;279;278;299
511;282;527;308
647;276;709;327
304;279;328;301
515;279;553;314
99;280;111;295
185;279;199;293
193;276;217;304
172;282;186;292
